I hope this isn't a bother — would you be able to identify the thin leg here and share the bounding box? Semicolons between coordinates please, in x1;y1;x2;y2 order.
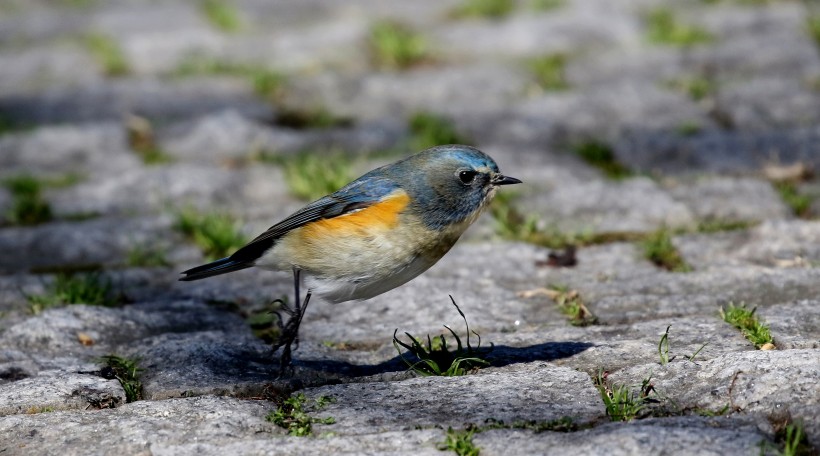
271;268;311;376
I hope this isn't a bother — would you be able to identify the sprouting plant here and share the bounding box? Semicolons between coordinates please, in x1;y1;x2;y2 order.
266;394;336;436
369;21;428;70
2;175;53;226
99;355;143;403
641;227;692;272
408;111;472;151
720;302;774;349
27;273;119;314
438;427;480;456
594;370;655;422
393;296;492;376
174;207;247;260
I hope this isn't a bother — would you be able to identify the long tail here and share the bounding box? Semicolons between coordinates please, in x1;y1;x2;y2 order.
178;257;253;281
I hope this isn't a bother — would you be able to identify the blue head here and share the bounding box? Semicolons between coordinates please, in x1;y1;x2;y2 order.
383;145;521;229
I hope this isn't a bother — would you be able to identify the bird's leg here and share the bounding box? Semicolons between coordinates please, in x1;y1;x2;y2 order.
271;268;311;376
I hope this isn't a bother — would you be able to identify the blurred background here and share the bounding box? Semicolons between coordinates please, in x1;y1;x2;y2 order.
1;0;820;300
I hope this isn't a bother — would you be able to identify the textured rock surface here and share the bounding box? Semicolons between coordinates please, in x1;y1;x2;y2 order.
1;0;819;454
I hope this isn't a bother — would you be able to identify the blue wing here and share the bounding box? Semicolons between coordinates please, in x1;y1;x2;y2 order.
179;174;399;281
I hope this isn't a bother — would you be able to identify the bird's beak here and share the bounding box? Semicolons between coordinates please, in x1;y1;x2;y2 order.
491;174;522;186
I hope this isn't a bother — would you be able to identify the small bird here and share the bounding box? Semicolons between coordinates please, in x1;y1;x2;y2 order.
180;145;521;371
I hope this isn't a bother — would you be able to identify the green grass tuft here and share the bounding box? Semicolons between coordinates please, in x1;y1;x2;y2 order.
175;208;248;260
451;0;515;19
438;427;480;456
174;55;285;99
775;419;813;456
408;111;472;151
572;140;632;179
126;115;173;165
645;8;714;47
2;175;53;226
807;16;820;48
594;371;655;422
528;53;570;91
28;273;119;315
773;182;812;218
126;244;170;268
266;393;336;437
99;355;142;403
200;0;242;33
641;228;692;272
265;151;353;201
531;0;565;11
84;33;130;76
547;285;598;326
720;302;774;349
369;21;429;70
665;76;715;101
393;296;492;376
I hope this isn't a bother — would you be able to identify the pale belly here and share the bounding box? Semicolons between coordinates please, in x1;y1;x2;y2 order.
255;216;472;303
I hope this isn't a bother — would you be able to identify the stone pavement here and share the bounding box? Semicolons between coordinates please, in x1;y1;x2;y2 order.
0;0;819;454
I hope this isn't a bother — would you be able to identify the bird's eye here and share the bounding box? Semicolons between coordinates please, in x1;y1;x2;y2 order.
458;170;478;184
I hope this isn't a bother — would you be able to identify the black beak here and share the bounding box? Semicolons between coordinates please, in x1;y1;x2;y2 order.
492;174;523;186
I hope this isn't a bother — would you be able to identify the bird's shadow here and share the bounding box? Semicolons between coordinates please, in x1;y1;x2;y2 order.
294;341;594;378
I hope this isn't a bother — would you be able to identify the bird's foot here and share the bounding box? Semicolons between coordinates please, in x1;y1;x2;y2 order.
270;292;311;378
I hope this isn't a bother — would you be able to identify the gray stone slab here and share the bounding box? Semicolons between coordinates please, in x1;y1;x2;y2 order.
0;371;125;416
472;415;773;456
610;350;820;441
0;395;279;455
758;300;820;350
301;361;604;434
667;176;790;223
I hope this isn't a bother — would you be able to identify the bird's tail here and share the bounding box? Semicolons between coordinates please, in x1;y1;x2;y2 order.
178;257;253;281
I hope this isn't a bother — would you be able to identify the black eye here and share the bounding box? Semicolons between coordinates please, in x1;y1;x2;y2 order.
458;170;478;184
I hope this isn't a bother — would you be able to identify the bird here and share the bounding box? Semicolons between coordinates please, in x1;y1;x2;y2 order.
179;144;521;372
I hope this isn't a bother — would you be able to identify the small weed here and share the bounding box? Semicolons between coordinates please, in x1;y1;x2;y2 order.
686;341;709;362
266;393;336;437
665;76;715;102
174;55;284;99
27;273;119;315
695;404;731;417
645;8;714;47
807;16;820;48
247;301;283;344
99;355;142;402
546;285;597;326
369;21;428;70
126;244;170;268
200;0;242;33
0;114;33;136
641;227;692;272
125;115;173;165
267;151;353;201
720;302;774;349
393;296;492;376
438;427;479;456
658;325;672;365
594;370;655;422
694;219;756;234
408;112;472;151
528;53;570;91
2;175;53;226
531;0;565;11
174;207;248;260
774;419;813;456
451;0;515;19
572;140;632;180
675;121;702;136
25;406;56;414
274;106;353;130
84;33;130;76
774;182;812;218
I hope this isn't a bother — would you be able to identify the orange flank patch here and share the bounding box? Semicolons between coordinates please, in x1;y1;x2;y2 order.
301;191;411;239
